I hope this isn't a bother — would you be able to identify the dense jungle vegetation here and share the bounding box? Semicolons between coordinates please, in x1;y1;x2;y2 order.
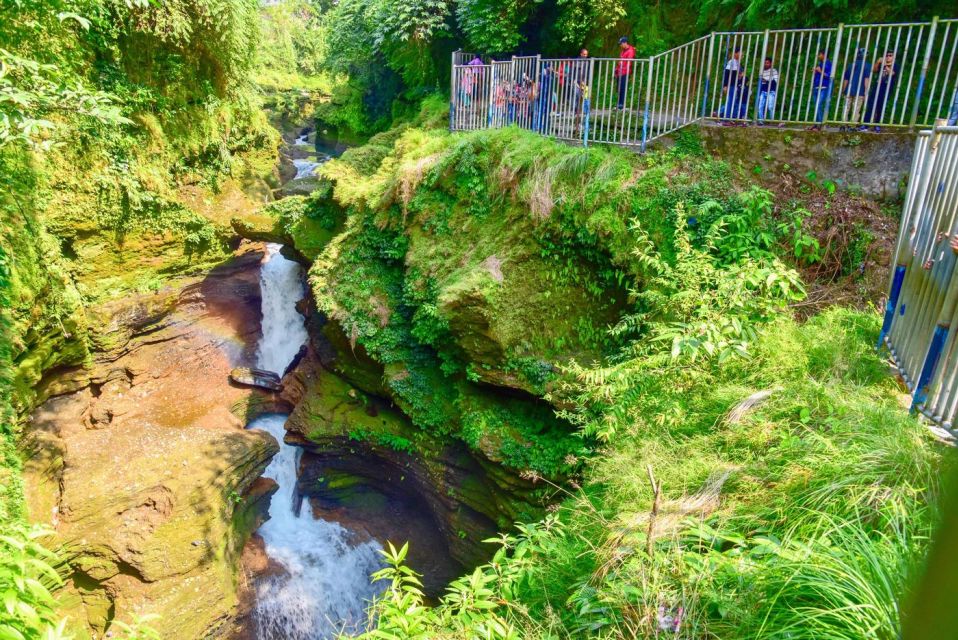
1;0;955;638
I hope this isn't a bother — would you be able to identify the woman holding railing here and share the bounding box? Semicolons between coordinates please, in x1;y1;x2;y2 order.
863;51;899;132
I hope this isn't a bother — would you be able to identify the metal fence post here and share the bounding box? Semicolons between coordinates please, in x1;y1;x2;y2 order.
487;62;495;128
823;24;844;127
449;51;456;131
642;57;653;151
911;16;939;129
583;58;595;147
702;32;715;119
913;269;958;411
755;29;770;123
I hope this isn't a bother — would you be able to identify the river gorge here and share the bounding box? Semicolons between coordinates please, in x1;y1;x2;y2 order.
19;124;541;639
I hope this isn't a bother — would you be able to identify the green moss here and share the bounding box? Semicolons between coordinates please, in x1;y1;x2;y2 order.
307;107;754;473
260;183;346;260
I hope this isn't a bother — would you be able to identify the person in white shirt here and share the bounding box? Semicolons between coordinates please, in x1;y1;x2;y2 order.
757;57;779;124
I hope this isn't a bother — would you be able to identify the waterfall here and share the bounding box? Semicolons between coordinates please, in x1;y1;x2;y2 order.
249;245;384;639
292;158;323;180
256;244;309;375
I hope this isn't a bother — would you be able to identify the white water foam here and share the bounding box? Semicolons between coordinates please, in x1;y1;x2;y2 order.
292;158;323;180
255;244;309;375
249;245;384;639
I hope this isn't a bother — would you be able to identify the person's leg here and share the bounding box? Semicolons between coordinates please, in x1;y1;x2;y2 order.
852;96;865;126
948;88;958;126
815;88;827;125
723;88;736;119
767;90;776;121
618;75;628;109
757;91;767;122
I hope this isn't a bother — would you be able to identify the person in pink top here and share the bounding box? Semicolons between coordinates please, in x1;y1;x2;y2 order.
615;36;636;109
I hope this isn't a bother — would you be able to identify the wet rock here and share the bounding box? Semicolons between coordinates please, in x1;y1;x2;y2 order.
282;349;541;569
23;243;279;640
230;367;283;391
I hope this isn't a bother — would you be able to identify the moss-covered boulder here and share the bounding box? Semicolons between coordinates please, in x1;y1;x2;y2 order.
281;350;544;566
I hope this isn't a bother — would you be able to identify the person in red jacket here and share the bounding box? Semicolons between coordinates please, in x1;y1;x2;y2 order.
615;36;636;109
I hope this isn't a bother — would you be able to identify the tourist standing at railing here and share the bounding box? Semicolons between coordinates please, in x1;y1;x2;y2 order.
574;49;591;135
518;73;535;128
864;51;899;132
615;36;636;110
840;48;871;131
757;57;779;124
535;62;556;132
459;55;484;108
720;47;743;120
809;49;833;131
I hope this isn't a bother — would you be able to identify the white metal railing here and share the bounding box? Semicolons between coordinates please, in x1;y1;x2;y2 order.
880;125;958;432
449;18;958;148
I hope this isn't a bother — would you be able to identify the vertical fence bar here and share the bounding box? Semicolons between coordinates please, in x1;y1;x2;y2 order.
754;30;770;123
642;57;653;151
824;24;844;127
703;33;715;117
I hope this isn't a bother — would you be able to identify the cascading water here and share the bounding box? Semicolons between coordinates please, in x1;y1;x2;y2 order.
255;244;309;375
290;132;327;180
292;158;324;180
249;244;384;640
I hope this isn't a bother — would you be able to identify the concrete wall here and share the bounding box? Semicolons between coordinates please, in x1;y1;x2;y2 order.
687;125;917;201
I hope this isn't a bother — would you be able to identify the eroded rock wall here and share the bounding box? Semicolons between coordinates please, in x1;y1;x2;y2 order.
23;244;280;639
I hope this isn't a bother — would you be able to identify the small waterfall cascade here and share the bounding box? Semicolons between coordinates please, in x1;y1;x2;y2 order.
255;244;309;375
249;244;384;639
290;132;328;180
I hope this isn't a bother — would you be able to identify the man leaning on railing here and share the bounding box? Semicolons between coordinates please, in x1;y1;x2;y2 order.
809;49;833;131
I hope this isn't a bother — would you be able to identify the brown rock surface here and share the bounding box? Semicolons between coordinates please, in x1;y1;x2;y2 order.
23;242;281;639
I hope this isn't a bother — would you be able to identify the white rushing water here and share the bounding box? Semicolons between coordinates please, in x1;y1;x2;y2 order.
250;245;384;640
292;158;323;180
255;244;309;375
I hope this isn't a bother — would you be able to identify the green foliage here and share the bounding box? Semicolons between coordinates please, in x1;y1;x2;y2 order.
0;526;163;638
256;0;329;88
0;525;62;639
348;428;415;454
455;0;539;54
353;310;947;639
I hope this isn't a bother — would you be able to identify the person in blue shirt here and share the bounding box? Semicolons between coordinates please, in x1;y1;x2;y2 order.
809;49;832;130
840;48;870;131
535;61;555;133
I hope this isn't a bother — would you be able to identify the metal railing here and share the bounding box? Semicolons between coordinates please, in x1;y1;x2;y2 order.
449;17;958;148
880;125;958;432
